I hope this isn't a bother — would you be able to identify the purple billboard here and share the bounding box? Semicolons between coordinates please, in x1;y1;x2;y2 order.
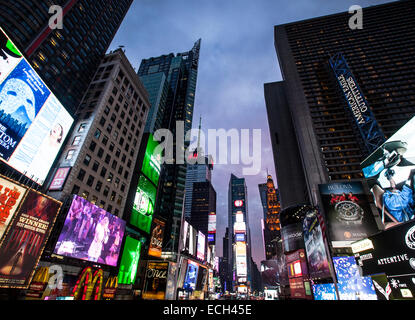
54;195;125;266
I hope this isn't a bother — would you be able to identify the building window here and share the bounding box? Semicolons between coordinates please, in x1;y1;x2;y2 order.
124;171;129;179
102;135;108;146
83;154;91;166
78;123;87;132
77;169;86;181
100;167;107;178
95;181;102;192
99;117;106;126
72;136;81;146
117;195;122;206
103;186;109;197
86;175;94;187
115;148;121;158
105;154;111;164
89;141;97;152
109;142;115;152
110;191;116;202
97;147;104;158
107;204;112;213
107;124;112;133
94;128;101;139
81;190;89;199
92;161;99;172
118;166;123;175
114;178;120;188
107;172;113;183
66;149;75;160
71;185;80;195
112;160;117;169
121;184;125;192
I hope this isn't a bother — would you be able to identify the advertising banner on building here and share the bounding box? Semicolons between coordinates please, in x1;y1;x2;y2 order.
386;274;415;300
0;28;73;185
117;236;142;285
183;261;198;292
353;219;415;277
148;218;165;258
0;175;27;240
361;115;415;229
0;190;61;288
289;277;306;299
312;283;338;300
319;181;379;246
141;134;162;186
303;208;331;279
54;195;126;266
281;223;304;253
208;213;216;234
48;167;71;191
332;256;377;300
165;262;177;300
142;261;168;300
196;231;205;261
131;174;156;234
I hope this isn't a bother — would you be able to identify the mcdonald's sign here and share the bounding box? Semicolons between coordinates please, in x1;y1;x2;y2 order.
26;266;50;299
103;275;118;300
72;267;104;300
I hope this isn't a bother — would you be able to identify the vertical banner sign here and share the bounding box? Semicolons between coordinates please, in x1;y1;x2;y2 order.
0;175;27;239
0;190;61;288
329;53;385;155
48;167;71;191
148;218;165;258
142;261;168;300
319;181;379;246
117;236;142;285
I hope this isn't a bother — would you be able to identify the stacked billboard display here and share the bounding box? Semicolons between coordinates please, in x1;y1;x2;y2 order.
302;208;331;279
0;177;61;288
117;236;142;285
54;195;126;266
148;218;165;258
361;115;415;229
318;181;379;247
0;28;73;185
130;134;162;234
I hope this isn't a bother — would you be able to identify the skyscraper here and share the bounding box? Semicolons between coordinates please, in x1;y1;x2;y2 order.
137;39;201;259
265;0;415;206
258;175;281;260
0;0;134;115
228;173;252;294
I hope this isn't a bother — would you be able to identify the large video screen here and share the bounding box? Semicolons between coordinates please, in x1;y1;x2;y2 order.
183;261;198;292
361;115;415;229
117;236;142;285
318;182;379;246
196;231;205;261
0;28;73;185
130;174;156;233
141;134;162;186
332;256;377;300
54;195;126;266
0;190;61;288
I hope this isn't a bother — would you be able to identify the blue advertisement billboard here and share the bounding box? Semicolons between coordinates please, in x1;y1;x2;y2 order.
0;27;73;185
183;261;198;292
312;283;338;300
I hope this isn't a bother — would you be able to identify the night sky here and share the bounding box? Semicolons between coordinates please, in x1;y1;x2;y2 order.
108;0;392;266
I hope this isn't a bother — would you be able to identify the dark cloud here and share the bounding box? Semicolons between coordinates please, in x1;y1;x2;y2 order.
109;0;394;266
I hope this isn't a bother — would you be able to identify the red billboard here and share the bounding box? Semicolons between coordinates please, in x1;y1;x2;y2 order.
0;190;61;288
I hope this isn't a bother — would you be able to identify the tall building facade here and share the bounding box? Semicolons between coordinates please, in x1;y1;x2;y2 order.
0;0;134;115
258;175;281;260
228;173;252;294
190;181;216;238
137;40;201;258
47;48;150;217
266;0;415;206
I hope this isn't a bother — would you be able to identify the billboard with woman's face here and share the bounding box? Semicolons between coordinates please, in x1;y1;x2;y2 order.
54;195;125;267
0;28;73;185
361;116;415;229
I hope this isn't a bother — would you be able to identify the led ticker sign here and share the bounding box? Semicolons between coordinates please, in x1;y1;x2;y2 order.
0;27;73;185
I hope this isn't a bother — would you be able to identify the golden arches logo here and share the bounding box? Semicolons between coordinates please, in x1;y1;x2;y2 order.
105;276;118;289
31;267;50;283
72;267;104;300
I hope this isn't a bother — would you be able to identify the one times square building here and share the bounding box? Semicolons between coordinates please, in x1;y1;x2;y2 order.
265;0;415;208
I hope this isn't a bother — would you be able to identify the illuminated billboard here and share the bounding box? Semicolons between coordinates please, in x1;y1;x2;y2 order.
117;236;142;285
312;284;338;300
130;174;156;234
141;134;161;186
234;200;243;207
48;167;71;191
234;221;246;233
54;195;126;266
361;115;415;228
208;213;216;234
333;256;377;300
142;261;168;300
197;231;205;261
148;218;165;258
0;175;27;239
303;208;331;279
183;261;198;291
235;242;247;277
318;181;379;246
235;233;245;242
0;28;73;185
0;190;61;288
